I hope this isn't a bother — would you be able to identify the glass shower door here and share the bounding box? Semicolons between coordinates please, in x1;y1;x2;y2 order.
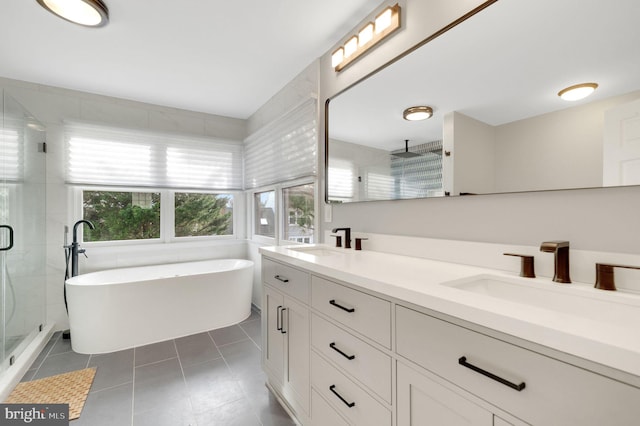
0;92;47;371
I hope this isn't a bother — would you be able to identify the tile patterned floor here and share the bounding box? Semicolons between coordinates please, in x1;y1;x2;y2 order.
21;311;295;426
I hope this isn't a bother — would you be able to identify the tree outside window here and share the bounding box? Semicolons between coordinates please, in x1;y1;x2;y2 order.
283;184;314;243
174;193;233;237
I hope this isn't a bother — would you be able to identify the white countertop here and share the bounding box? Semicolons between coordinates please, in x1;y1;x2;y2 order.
260;244;640;381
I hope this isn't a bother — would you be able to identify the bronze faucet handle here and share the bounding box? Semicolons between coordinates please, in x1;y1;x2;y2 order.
355;238;368;251
330;234;342;248
595;263;640;291
504;253;536;278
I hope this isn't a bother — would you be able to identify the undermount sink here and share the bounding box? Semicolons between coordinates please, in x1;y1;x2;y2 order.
442;274;640;327
287;246;343;256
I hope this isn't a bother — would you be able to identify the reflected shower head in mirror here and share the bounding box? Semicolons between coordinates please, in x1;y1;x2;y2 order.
392;140;422;158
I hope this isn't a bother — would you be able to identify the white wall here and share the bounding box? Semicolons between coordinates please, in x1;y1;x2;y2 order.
0;76;248;331
494;91;640;192
318;0;640;256
445;111;496;195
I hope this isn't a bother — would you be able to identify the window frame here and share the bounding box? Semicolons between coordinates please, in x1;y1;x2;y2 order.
72;186;239;246
250;177;317;246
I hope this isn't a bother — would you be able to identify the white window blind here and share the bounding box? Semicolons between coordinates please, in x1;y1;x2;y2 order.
244;98;317;188
327;159;354;201
0;129;23;181
65;124;243;190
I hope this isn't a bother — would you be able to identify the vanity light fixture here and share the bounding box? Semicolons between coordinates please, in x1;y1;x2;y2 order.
331;3;401;72
36;0;109;27
557;82;598;101
403;106;433;121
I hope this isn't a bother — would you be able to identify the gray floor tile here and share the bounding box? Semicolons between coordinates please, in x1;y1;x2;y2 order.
241;310;261;324
133;402;196;426
134;358;188;414
74;382;133;426
210;325;249;347
33;351;90;379
29;333;60;369
183;357;245;414
195;397;261;426
175;332;221;367
48;335;73;355
218;339;263;381
239;319;261;349
135;340;177;366
88;348;134;392
237;371;294;425
20;369;37;382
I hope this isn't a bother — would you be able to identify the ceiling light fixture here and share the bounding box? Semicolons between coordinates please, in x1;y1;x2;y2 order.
403;106;433;121
331;3;401;72
557;82;598;101
36;0;109;27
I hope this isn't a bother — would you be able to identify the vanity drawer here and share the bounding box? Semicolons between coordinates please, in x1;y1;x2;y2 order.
396;305;640;425
311;276;391;348
311;350;391;426
311;389;349;426
311;313;391;403
263;258;309;303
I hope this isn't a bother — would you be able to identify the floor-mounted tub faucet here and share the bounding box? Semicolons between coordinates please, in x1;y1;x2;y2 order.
331;227;351;249
540;240;571;283
71;220;95;277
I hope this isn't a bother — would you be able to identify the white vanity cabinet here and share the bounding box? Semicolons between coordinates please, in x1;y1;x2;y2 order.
396;305;640;426
261;251;640;426
262;259;311;420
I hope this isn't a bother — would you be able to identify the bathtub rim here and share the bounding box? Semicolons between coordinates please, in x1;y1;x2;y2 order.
65;258;254;287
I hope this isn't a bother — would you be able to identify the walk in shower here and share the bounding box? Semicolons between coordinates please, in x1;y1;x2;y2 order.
0;90;48;395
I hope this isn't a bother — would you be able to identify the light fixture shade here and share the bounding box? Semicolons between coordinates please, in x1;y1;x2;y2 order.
375;7;393;34
344;36;359;58
403;106;433;121
358;23;374;47
331;48;344;68
558;83;598;101
37;0;109;27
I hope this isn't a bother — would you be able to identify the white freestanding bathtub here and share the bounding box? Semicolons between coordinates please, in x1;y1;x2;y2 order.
66;259;254;354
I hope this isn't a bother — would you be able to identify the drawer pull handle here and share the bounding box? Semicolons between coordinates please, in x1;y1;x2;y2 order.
329;299;355;313
330;342;356;360
276;306;283;331
329;384;356;408
458;356;526;392
274;275;289;283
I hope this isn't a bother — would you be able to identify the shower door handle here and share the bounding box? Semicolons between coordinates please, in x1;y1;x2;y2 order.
0;225;14;251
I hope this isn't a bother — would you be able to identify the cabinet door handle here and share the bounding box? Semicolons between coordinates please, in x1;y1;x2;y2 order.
329;299;355;313
274;275;289;283
329;342;356;360
329;385;356;408
276;306;283;331
280;308;287;334
458;356;526;391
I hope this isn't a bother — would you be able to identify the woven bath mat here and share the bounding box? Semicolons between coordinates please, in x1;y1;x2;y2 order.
5;367;96;420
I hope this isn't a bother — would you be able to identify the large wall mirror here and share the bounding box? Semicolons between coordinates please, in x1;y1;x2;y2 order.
326;0;640;203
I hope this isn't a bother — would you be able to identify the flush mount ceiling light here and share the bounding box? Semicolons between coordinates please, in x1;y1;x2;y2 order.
36;0;109;27
403;106;433;121
331;3;401;72
557;82;598;101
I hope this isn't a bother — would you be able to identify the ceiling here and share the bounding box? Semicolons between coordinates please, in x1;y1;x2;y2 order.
0;0;382;119
329;0;640;150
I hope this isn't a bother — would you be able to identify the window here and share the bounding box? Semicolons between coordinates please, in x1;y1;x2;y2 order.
254;190;275;238
80;189;235;243
283;183;314;244
174;192;233;237
66;124;242;244
83;190;161;242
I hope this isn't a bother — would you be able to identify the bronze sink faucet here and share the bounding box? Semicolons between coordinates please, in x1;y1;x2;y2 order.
540;241;571;283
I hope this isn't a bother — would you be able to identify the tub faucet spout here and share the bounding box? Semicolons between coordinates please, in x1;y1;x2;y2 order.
71;220;95;277
540;240;571;283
